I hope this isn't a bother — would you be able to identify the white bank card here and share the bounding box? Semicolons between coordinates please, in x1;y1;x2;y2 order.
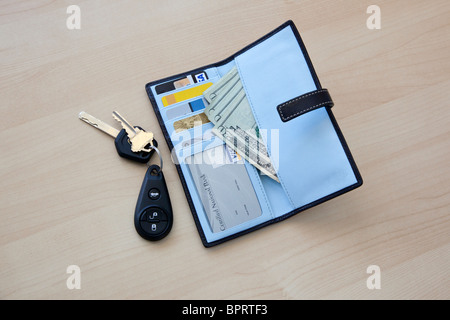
186;145;261;233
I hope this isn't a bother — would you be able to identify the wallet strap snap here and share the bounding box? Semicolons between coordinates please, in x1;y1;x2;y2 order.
277;89;334;122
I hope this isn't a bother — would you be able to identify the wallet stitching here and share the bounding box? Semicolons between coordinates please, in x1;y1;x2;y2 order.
235;58;296;208
234;60;277;215
278;89;326;121
280;101;333;121
278;89;327;109
249;162;274;219
210;67;219;78
278;89;331;121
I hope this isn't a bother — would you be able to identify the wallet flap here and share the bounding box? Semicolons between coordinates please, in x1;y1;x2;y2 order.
234;23;358;209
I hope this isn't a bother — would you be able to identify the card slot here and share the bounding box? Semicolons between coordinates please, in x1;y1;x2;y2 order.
153;67;220;96
152;76;221;124
163;111;213;144
182;144;273;241
176;131;216;151
172;134;223;163
162;97;207;114
161;82;213;107
153;75;220;102
164;98;209;122
157;77;219;100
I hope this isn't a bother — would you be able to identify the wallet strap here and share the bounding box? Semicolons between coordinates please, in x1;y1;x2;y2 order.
277;89;334;122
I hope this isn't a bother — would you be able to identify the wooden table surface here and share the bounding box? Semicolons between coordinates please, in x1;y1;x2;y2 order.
1;0;449;300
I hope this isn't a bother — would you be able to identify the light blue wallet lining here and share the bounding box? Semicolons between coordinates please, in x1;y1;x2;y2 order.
235;25;358;214
148;22;360;245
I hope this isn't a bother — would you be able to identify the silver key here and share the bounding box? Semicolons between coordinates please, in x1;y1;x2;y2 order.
78;111;120;138
112;111;139;139
79;111;156;163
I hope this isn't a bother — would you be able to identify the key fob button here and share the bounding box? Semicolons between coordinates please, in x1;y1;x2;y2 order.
139;207;167;222
148;188;160;200
146;209;160;222
151;209;167;221
139;220;168;236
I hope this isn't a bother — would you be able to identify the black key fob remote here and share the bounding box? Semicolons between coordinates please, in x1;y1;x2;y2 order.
115;126;158;164
134;165;173;241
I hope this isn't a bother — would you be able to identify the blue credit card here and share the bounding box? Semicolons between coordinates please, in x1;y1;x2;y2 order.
166;98;207;120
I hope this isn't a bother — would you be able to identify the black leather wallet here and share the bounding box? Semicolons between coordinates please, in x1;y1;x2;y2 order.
145;20;363;247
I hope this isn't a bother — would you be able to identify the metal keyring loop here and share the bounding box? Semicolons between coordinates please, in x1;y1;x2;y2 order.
147;145;163;173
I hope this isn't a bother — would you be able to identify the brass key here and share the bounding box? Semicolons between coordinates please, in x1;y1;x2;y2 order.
112;111;155;152
79;111;157;163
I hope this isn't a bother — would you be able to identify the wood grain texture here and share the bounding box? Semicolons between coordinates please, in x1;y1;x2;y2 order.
0;0;449;300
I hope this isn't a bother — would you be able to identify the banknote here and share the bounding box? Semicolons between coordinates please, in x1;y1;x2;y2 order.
212;80;258;135
203;67;240;104
205;68;256;132
203;67;279;182
205;72;243;123
212;127;279;182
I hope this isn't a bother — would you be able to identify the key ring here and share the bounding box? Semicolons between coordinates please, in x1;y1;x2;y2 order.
147;145;163;174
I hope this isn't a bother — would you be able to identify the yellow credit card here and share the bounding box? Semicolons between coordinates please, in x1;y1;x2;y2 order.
162;82;213;107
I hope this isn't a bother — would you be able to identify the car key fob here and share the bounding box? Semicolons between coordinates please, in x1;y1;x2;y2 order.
134;164;173;241
115;126;158;163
